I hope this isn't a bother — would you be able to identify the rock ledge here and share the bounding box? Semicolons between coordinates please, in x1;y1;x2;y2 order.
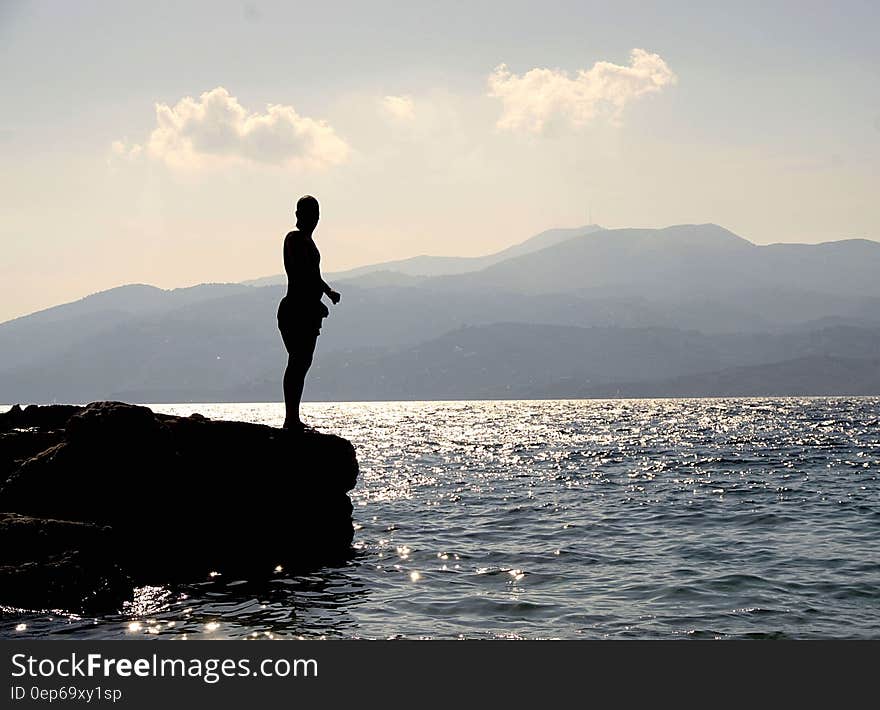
0;402;359;611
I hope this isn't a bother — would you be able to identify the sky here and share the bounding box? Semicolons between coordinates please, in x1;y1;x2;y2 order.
1;0;878;323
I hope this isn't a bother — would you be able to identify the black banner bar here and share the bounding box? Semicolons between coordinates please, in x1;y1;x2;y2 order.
2;640;876;707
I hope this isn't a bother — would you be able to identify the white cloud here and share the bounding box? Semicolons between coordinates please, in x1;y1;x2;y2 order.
111;140;142;160
118;87;350;169
381;95;416;121
488;48;677;133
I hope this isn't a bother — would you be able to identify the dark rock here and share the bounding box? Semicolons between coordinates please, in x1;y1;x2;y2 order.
0;404;82;434
0;404;22;430
0;429;66;488
0;513;131;610
0;402;360;611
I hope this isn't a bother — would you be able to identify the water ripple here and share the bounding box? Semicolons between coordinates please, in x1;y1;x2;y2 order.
3;397;879;639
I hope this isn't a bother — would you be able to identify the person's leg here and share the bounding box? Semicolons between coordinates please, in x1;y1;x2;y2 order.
280;325;297;427
283;331;318;429
282;354;299;427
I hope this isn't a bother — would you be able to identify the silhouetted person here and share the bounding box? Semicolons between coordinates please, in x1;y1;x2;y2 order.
278;195;340;430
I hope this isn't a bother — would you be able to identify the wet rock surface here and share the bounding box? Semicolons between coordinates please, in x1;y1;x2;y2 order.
0;513;130;611
0;402;359;612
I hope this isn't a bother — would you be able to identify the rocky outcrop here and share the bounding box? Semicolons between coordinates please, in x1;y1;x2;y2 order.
0;402;359;611
0;513;131;611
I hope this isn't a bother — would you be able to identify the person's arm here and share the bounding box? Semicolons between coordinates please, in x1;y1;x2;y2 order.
321;278;341;304
311;239;340;304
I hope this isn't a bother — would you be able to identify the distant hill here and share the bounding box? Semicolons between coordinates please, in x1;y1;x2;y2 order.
0;283;253;373
4;316;880;403
316;225;880;344
2;223;879;403
434;225;880;301
243;224;604;286
300;324;880;401
568;356;880;399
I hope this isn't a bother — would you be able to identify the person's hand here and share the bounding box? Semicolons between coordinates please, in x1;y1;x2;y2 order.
329;289;341;305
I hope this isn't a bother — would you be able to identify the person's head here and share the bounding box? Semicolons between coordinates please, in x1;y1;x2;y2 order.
296;195;320;233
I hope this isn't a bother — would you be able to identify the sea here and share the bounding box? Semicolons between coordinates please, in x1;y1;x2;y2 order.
2;397;879;639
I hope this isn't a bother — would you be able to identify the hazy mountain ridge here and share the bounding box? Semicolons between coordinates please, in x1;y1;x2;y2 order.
565;356;880;399
0;283;253;373
298;323;880;401
429;225;880;299
243;224;604;286
2;223;878;402
4;319;880;403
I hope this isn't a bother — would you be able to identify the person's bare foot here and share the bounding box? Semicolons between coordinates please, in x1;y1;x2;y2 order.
283;419;317;433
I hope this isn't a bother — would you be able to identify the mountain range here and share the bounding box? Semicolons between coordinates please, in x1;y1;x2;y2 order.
1;223;878;403
243;224;604;286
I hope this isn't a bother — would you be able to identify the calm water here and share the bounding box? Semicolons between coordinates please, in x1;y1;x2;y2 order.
2;398;879;639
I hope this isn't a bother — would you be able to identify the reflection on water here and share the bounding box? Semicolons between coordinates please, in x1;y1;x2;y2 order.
1;564;372;640
2;398;879;639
